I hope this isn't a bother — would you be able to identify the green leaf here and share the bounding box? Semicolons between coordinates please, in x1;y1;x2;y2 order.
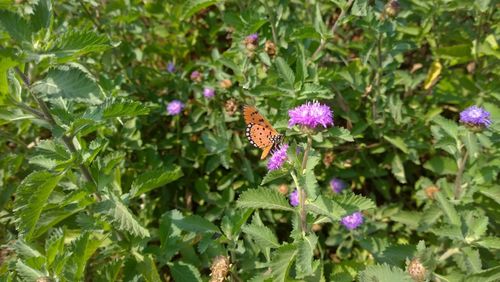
462;247;482;273
383;136;409;154
15;260;45;281
63;232;102;281
461;130;479;160
358;264;413;282
172;214;219;233
435;192;460;225
32;66;104;105
138;255;162;282
28;139;72;171
351;0;368;17
31;0;52;32
182;0;219;20
475;237;500;250
334;193;376;214
85;98;150;120
300;84;330;99
242;224;280;248
0;10;32;43
465;265;500;282
261;168;289;185
306;195;345;221
168;261;202;282
50;30;112;61
296;233;318;278
13;171;63;239
45;228;65;267
432;115;458;140
130;166;183;198
236;187;294;211
423;156;458;175
270;244;298;282
330;127;354;142
96;192;150;238
275;57;295;89
391;153;406;184
0;50;18;96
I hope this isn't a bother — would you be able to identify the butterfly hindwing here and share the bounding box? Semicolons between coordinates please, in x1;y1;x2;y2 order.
243;105;283;159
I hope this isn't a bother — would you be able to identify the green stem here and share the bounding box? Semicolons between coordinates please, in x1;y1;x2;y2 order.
290;171;307;235
454;149;468;200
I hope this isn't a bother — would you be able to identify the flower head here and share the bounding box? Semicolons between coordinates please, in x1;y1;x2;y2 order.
330;178;346;193
267;144;288;171
245;33;258;44
289;189;299;207
167;62;175;73
190;71;202;82
203;87;215;99
288;101;334;129
340;211;363;230
459;105;491;127
166;100;184;116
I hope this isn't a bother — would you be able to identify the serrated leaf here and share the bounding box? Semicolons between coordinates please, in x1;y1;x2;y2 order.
358;264;413;282
306;195;345;221
96;192;150;238
130;166;182;198
45;228;64;267
463;247;482;273
334;193;376;214
391;153;406;183
0;50;19;96
270;244;298;282
15;260;45;281
330;127;354;142
63;232;102;281
50;30;111;60
0;10;32;43
182;0;219;20
261;168;289;185
296;233;318;278
435;192;460;225
32;66;103;104
423;156;458;175
465;265;500;282
29;139;72;171
351;0;368;17
242;224;280;248
475;237;500;249
300;84;330;98
31;0;52;32
236;187;294;211
461;130;479;160
432;115;458;140
168;261;202;282
383;136;409;154
431;224;463;240
13;171;63;239
172;214;219;233
275;57;295;89
138;255;162;282
91;98;150;119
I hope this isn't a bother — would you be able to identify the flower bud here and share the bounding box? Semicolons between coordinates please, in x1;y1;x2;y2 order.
424;185;439;200
224;99;238;116
210;256;230;282
219;79;232;89
278;184;289;195
384;0;400;18
407;258;426;282
264;40;277;57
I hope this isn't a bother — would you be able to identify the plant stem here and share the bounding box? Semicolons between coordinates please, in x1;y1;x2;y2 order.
290;171;307;235
454;150;469;200
262;1;279;46
309;0;354;64
438;247;460;262
15;67;100;200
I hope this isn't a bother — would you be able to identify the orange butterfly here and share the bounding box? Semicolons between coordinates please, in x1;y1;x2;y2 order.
243;105;283;159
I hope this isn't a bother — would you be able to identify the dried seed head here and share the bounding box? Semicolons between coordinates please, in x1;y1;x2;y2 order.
36;277;52;282
278;184;289;195
425;185;439;200
210;256;231;282
467;61;476;74
265;40;277;57
224;99;238;116
323;151;335;167
408;258;426;282
219;79;233;89
384;0;400;18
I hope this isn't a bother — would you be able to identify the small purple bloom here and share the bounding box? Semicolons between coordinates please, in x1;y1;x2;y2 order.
166;100;184;116
203;87;215;99
167;62;175;73
288;101;334;129
289;189;299;207
330;178;346;193
190;71;201;81
459;106;491;127
245;33;258;43
267;144;289;171
340;212;364;230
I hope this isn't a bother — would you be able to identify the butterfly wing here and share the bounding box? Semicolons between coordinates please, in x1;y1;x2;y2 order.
243;105;281;159
243;106;278;135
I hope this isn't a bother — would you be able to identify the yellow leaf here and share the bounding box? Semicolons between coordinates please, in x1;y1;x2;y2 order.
423;61;442;90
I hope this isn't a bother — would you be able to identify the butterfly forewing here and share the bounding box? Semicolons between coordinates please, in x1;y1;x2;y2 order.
243;105;282;159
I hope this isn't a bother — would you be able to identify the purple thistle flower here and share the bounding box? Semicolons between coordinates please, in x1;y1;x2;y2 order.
459;106;491;127
289;189;299;207
203;87;215;99
267;144;289;171
245;33;258;44
190;71;201;81
166;100;184;116
330;178;346;193
167;62;175;73
288;101;334;129
340;211;364;230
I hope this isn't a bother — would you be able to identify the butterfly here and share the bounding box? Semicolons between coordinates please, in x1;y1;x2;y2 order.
243;105;283;159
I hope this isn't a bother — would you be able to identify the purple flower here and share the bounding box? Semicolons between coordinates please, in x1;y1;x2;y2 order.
245;33;258;44
166;100;184;116
340;211;364;230
289;189;299;207
459;106;491;127
203;87;215;99
167;62;175;73
190;71;201;81
330;178;346;193
267;144;289;171
288;101;334;129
